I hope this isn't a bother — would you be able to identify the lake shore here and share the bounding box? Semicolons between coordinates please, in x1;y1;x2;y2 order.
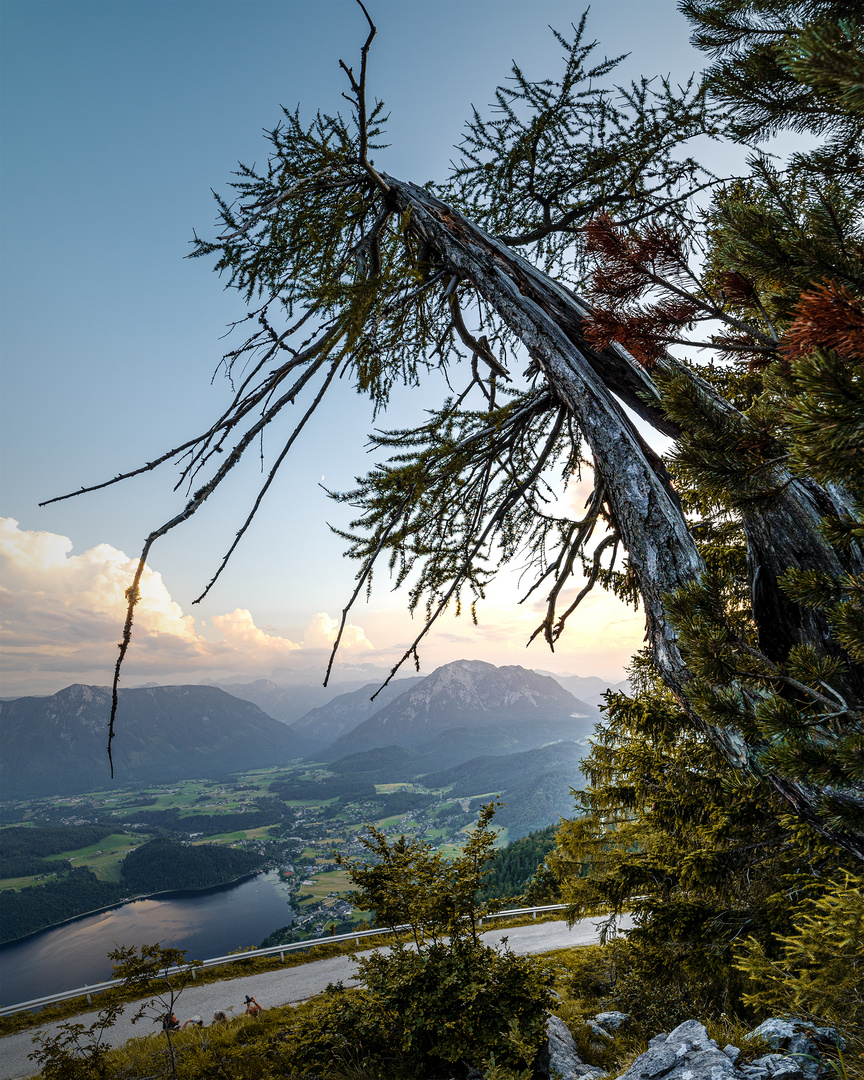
0;870;264;949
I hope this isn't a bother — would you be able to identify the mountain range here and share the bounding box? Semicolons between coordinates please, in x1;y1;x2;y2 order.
0;684;315;799
0;661;617;801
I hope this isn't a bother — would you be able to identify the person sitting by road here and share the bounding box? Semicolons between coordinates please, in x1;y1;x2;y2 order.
244;995;263;1016
212;1011;228;1025
182;1015;203;1029
161;1011;180;1031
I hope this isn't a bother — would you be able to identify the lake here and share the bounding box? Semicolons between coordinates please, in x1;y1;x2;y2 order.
0;871;295;1008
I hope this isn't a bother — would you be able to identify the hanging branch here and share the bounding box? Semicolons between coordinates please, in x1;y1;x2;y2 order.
193;355;343;604
323;490;413;687
525;481;609;647
369;407;568;699
448;289;510;378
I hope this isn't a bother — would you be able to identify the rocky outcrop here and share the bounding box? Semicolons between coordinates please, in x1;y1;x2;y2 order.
537;1015;605;1079
606;1017;843;1080
594;1011;630;1033
744;1019;846;1080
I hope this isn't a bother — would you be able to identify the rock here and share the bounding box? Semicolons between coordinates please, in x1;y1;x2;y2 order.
587;1020;615;1041
809;1028;845;1052
617;1021;736;1080
666;1019;718;1053
751;1054;805;1080
746;1017;846;1080
723;1046;741;1062
749;1021;798;1049
594;1011;631;1033
540;1015;605;1080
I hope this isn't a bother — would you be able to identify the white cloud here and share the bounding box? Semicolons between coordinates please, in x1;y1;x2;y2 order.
0;518;374;696
0;516;640;696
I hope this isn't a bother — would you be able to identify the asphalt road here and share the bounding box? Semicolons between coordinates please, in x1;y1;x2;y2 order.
0;917;632;1079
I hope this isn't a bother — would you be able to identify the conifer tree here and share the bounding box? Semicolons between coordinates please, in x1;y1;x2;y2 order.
49;2;863;856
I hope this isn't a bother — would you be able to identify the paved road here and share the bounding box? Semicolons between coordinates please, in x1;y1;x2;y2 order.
0;917;631;1079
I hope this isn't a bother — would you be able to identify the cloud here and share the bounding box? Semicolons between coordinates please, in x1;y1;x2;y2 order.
0;518;374;695
1;516;641;696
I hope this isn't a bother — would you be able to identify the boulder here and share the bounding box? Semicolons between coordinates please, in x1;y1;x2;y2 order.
749;1054;804;1080
745;1017;846;1080
538;1015;605;1079
617;1020;736;1080
587;1020;615;1041
611;1017;842;1080
594;1011;631;1033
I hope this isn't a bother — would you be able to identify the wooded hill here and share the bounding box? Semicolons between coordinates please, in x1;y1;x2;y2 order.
0;685;316;799
0;838;263;944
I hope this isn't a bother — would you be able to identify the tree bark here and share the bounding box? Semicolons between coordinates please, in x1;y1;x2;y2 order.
382;174;864;859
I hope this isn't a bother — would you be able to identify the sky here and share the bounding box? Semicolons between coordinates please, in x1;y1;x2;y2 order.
2;0;714;697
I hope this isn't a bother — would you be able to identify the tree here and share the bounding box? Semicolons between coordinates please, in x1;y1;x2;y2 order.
542;654;858;1018
29;944;201;1080
337;800;503;947
108;944;201;1080
47;2;863;856
307;804;554;1078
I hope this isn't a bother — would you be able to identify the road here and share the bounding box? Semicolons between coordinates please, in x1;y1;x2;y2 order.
0;917;631;1079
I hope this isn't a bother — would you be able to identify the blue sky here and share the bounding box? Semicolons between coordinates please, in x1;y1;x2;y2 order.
2;0;715;695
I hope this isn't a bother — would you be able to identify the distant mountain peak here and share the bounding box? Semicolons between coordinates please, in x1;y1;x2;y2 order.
328;659;599;757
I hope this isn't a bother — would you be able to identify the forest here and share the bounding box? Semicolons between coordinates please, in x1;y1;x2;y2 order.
0;826;115;879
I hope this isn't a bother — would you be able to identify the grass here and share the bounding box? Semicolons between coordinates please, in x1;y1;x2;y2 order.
0;871;56;889
294;869;354;905
22;1001;313;1080
0;834;145;891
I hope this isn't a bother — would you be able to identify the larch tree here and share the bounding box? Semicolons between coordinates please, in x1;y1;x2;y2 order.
47;2;863;857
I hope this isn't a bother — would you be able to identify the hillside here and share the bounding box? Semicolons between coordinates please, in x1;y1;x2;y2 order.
0;684;315;799
291;676;424;744
422;741;587;795
423;742;587;838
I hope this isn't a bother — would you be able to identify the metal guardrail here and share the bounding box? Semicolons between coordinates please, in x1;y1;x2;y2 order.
0;904;568;1017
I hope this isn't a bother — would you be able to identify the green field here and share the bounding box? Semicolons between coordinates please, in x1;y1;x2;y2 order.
295;868;354;905
192;825;275;845
0;832;144;889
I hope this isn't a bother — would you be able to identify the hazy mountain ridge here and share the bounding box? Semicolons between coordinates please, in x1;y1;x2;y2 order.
0;661;611;803
200;677;369;725
539;671;631;708
0;684;315;799
290;677;425;744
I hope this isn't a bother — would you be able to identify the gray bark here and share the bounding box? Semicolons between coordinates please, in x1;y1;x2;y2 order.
381;174;864;859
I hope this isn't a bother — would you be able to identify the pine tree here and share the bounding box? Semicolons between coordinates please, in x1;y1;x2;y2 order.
50;2;863;856
544;655;857;1010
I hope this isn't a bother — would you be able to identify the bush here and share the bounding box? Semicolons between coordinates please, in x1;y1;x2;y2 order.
735;872;864;1039
283;940;552;1079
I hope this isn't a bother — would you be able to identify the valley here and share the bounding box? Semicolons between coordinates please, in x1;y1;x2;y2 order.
0;660;615;974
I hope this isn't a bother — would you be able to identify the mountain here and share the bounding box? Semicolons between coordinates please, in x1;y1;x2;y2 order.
423;742;588;840
0;684;315;799
326;660;598;758
202;678;370;725
537;671;631;708
291;677;425;744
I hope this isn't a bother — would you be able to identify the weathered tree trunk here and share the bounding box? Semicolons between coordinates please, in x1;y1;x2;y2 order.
383;174;864;859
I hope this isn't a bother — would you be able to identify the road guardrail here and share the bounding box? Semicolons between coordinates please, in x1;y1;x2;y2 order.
0;903;568;1017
